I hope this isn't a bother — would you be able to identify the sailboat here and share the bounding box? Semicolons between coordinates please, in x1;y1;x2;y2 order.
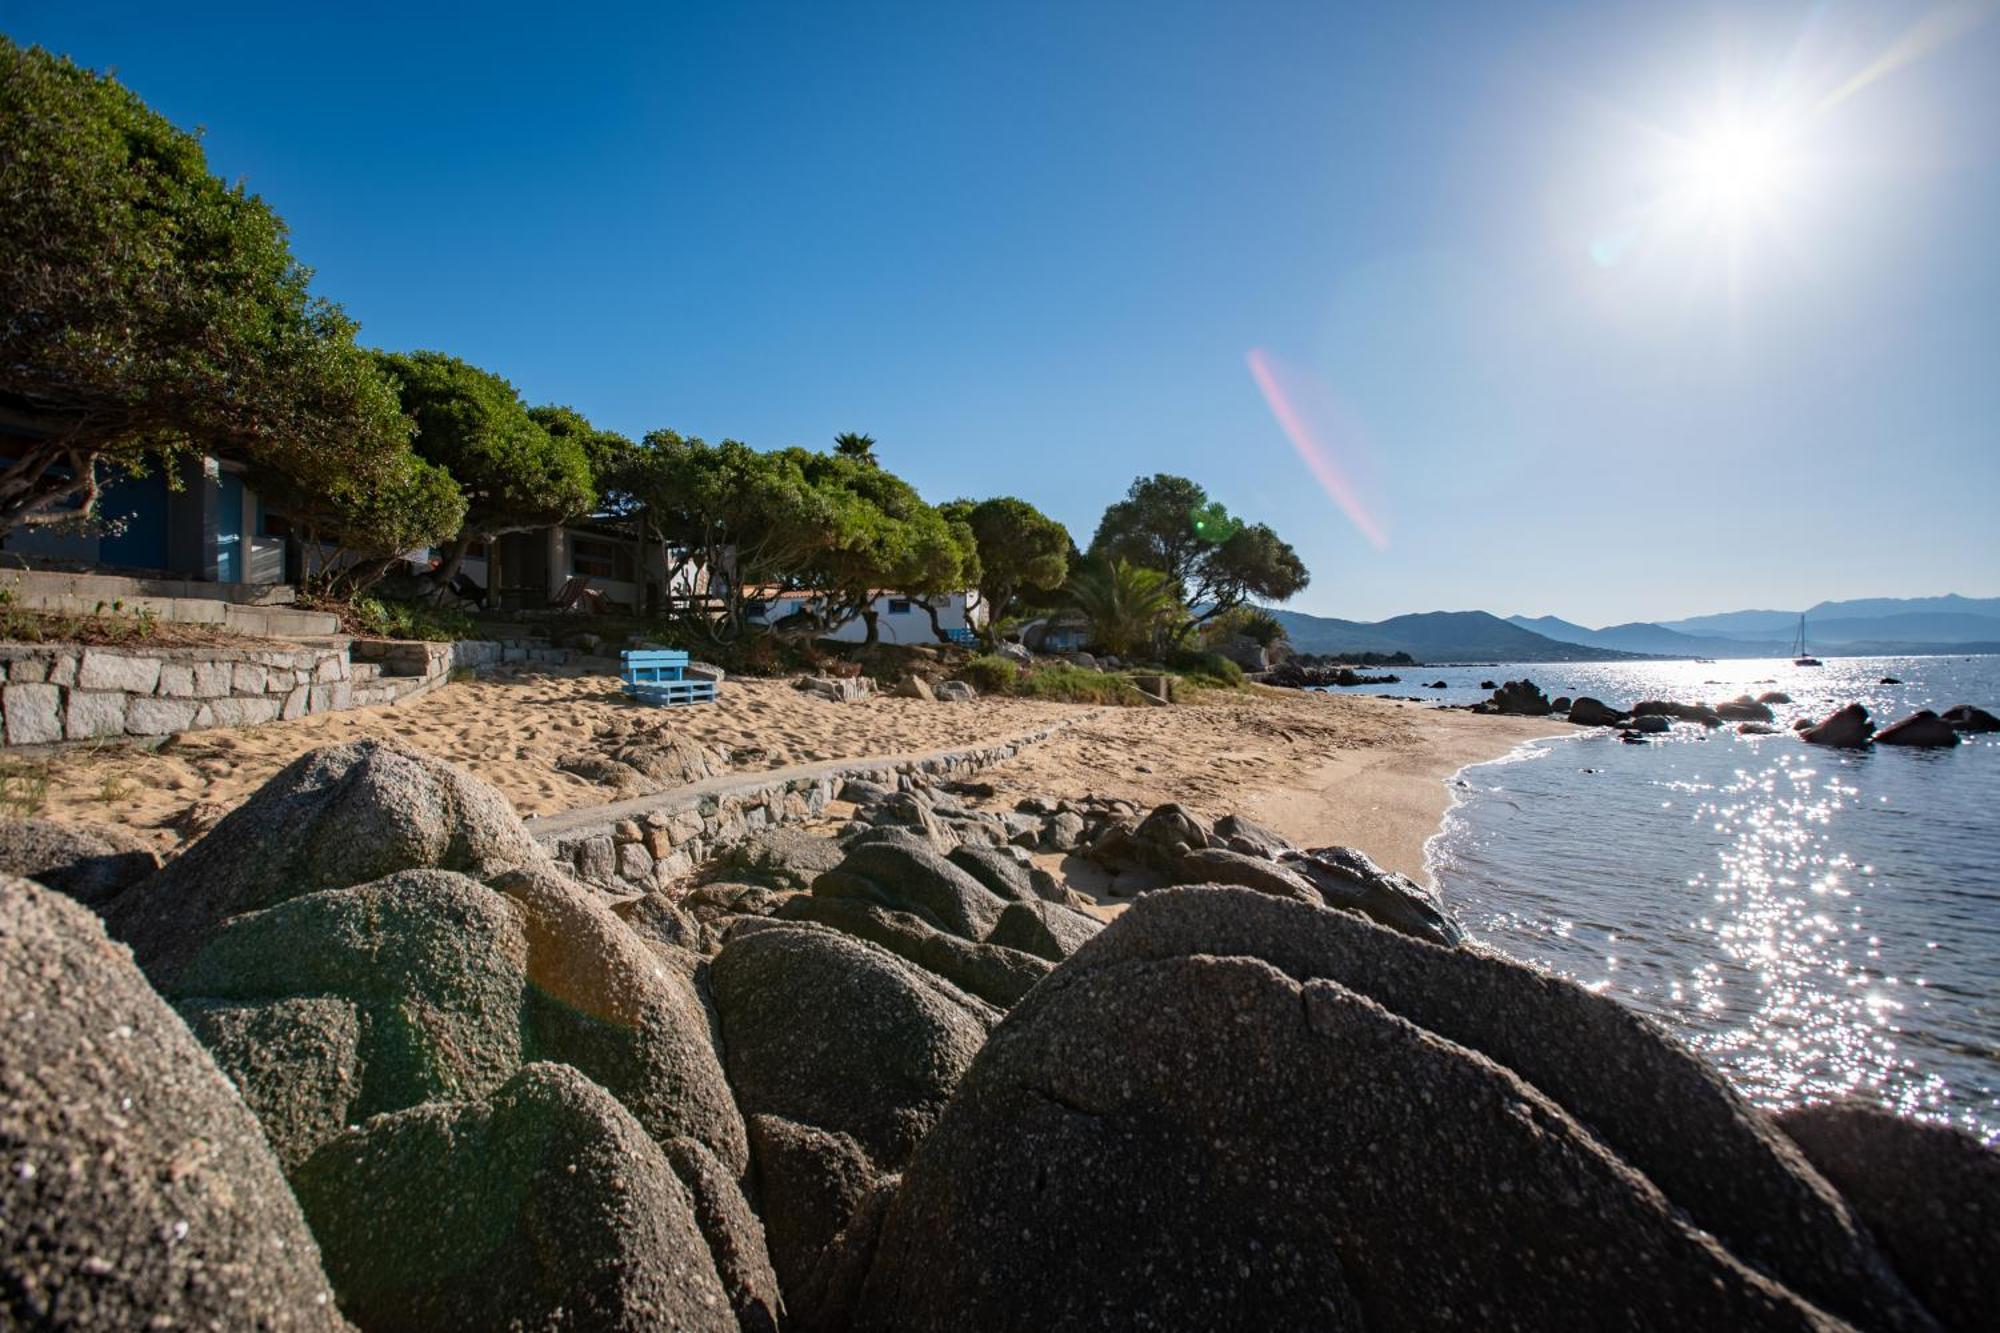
1791;614;1822;667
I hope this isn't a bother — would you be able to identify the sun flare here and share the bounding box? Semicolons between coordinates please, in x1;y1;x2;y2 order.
1680;120;1792;219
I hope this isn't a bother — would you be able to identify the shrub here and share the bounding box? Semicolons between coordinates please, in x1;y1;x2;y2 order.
1167;650;1245;688
958;653;1021;694
1013;664;1149;705
344;596;475;643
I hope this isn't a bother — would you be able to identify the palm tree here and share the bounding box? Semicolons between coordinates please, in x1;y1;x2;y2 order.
1067;557;1182;658
833;431;878;466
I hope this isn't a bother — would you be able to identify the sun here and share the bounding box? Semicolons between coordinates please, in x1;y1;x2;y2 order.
1679;119;1793;220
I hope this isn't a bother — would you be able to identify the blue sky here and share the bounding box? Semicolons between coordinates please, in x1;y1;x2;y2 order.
7;1;1996;623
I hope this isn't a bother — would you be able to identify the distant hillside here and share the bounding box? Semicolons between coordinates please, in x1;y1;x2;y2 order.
1267;608;1646;663
1503;615;1776;657
1661;595;2000;643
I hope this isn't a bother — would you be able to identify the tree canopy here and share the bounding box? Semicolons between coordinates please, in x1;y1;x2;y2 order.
1090;473;1308;639
944;496;1071;641
372;352;595;566
0;39;415;537
832;431;878;466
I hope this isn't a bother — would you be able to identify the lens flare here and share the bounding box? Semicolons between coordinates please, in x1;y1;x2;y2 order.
1246;347;1389;551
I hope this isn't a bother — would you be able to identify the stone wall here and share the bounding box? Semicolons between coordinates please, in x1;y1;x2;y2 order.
0;643;353;746
526;718;1089;895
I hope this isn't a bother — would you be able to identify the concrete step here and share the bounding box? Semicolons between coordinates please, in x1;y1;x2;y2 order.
222;604;341;638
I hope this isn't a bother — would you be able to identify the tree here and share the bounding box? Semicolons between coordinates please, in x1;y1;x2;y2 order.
0;40;414;537
798;452;973;644
1090;473;1308;639
943;497;1071;644
372;352;594;590
528;405;634;502
252;450;466;597
1067;557;1183;658
833;431;878;466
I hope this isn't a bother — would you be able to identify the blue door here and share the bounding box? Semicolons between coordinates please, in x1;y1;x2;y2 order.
98;467;170;571
217;471;243;582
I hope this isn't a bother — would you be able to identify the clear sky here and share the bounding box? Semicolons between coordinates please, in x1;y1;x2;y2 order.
6;1;1996;624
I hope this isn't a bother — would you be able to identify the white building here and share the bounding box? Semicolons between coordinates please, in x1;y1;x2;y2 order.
745;589;985;644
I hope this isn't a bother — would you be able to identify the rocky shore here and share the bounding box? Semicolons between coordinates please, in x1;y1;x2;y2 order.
5;738;1995;1330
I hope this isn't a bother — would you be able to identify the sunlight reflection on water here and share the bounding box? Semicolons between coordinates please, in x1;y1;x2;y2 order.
1409;656;2000;1142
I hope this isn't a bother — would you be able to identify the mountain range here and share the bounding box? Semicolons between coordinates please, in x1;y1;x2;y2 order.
1260;595;2000;664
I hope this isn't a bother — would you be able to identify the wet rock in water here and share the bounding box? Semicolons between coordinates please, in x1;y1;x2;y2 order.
1802;702;1875;748
776;892;1052;1009
1717;696;1777;723
1880;676;1903;685
1874;710;1960;748
815;838;1011;940
1551;695;1573;711
1426;679;1449;689
1940;703;1999;733
711;923;998;1170
1759;690;1793;704
1792;717;1815;731
1276;845;1465;947
0;876;344;1329
718;825;850;891
1777;1101;2000;1333
1635;699;1724;727
987;898;1104;962
1170;846;1322;904
1567;696;1625;727
1627;713;1671;734
0;818;159;909
1480;679;1499;690
1485;678;1552;714
662;1135;784;1333
854;887;1935;1333
1737;722;1779;735
294;1063;734;1333
108;740;545;985
1212;812;1295;859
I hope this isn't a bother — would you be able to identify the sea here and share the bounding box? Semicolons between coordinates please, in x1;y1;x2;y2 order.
1326;655;2000;1143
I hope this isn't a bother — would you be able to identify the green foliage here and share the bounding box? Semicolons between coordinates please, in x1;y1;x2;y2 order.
943;496;1070;641
344;596;475;642
373;351;594;544
958;653;1021;694
1202;605;1288;649
1066;557;1183;658
1166;650;1246;688
833;431;878;465
529;404;636;504
1090;474;1308;640
1011;664;1149;705
0;40;415;537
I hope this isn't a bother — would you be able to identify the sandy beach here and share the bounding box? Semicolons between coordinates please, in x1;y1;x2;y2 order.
20;669;1567;876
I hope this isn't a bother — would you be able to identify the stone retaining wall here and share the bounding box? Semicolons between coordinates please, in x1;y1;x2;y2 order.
525;715;1093;895
0;643;354;746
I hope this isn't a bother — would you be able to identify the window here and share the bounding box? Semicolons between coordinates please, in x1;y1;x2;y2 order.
570;536;634;581
887;598;913;614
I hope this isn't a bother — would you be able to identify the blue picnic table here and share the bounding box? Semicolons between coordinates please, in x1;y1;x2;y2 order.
619;649;718;706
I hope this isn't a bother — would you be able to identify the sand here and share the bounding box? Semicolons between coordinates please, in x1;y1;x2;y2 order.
21;669;1567;880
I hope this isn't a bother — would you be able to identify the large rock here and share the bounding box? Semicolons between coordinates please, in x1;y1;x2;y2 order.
718;825;850;891
1276;844;1466;946
1939;703;1999;732
854;888;1933;1332
711;924;998;1169
108;740;545;984
169;863;747;1176
987;898;1103;962
0;876;344;1329
814;839;1010;940
1778;1102;2000;1333
1170;846;1321;903
662;1136;784;1333
1486;678;1553;715
1718;696;1777;723
777;892;1052;1009
1212;812;1294;858
1803;703;1875;748
747;1114;882;1310
294;1063;735;1332
1873;710;1961;748
1568;696;1625;727
1083;802;1214;876
0;818;159;909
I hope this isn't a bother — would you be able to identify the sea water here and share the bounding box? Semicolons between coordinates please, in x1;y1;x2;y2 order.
1329;656;2000;1141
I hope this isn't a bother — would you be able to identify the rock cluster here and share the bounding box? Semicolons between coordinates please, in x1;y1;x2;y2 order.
6;738;1992;1332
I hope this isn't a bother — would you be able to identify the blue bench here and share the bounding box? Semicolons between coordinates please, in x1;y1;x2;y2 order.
945;626;978;645
619;649;718;707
